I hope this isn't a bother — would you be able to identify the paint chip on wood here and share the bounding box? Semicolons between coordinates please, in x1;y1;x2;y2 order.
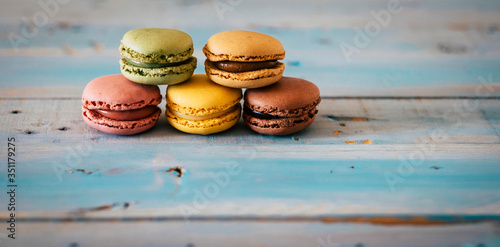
333;130;341;135
430;166;443;170
167;167;185;178
352;117;368;122
437;42;467;54
345;141;356;144
326;115;369;122
57;21;72;30
67;169;94;175
72;201;134;216
363;139;373;144
321;215;446;225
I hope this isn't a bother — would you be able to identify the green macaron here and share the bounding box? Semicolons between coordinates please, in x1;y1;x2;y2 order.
119;28;197;85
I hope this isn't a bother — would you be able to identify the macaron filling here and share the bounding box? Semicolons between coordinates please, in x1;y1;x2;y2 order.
243;105;318;121
212;60;278;73
91;106;160;121
120;57;198;82
120;43;194;64
124;57;194;69
243;105;289;120
169;104;239;121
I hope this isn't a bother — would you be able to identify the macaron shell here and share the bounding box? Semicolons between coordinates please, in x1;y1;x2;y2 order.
120;57;197;85
205;60;284;88
120;28;193;63
165;104;241;135
243;113;316;136
82;74;162;111
82;106;161;135
166;74;242;115
204;30;285;62
244;77;320;112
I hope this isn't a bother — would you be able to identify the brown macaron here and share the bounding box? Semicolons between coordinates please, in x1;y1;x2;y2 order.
203;30;285;88
243;77;321;136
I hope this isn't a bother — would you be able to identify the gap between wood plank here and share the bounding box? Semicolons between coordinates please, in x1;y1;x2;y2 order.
4;215;499;226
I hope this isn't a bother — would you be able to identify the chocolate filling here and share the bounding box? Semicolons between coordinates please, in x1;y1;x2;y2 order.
213;60;278;73
94;106;158;121
243;105;292;120
244;105;319;120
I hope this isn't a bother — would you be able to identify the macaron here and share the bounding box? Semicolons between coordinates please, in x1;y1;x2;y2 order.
243;77;321;136
119;28;197;85
165;74;242;135
82;74;162;135
203;30;285;88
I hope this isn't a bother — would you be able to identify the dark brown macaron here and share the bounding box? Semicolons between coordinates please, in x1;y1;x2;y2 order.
243;77;321;136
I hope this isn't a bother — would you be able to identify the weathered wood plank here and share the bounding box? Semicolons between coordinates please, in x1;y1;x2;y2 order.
0;98;498;218
0;55;499;98
2;98;499;145
1;0;500;27
1;0;499;97
2;221;499;247
5;154;500;218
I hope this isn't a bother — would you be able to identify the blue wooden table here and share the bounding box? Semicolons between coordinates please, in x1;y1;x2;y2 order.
1;0;500;246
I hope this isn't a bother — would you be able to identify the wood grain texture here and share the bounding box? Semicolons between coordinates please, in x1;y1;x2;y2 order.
1;0;500;97
6;221;500;247
0;98;499;219
1;56;499;98
1;0;500;246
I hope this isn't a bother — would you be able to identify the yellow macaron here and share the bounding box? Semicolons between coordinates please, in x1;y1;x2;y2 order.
165;74;242;135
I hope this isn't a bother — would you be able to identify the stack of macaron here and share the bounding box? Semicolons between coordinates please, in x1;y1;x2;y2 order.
82;28;320;136
82;28;197;135
202;30;321;136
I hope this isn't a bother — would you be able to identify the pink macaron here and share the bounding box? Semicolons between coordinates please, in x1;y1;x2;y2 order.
82;74;162;135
